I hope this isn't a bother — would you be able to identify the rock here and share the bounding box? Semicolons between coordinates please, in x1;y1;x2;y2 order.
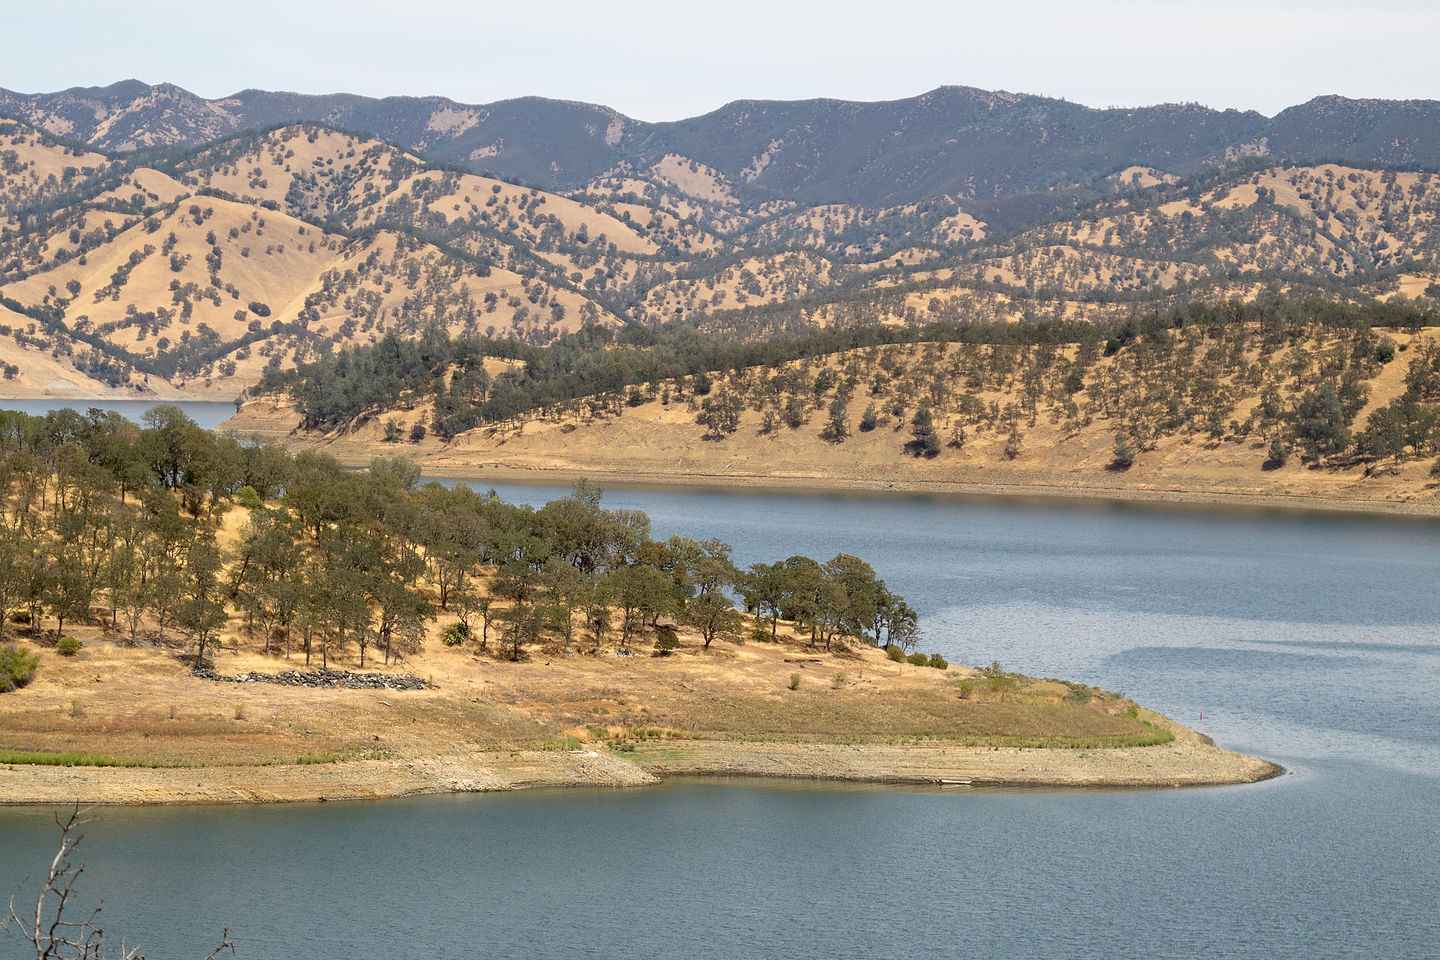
193;667;430;691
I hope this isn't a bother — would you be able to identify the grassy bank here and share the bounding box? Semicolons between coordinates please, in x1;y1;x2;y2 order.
0;623;1278;804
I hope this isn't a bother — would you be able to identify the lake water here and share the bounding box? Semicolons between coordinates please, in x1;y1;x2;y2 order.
0;398;238;430
3;481;1438;958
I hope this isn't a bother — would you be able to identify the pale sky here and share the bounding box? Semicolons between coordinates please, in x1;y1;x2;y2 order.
6;0;1439;120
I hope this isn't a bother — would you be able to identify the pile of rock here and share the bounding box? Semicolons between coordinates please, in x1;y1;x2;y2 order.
191;667;428;690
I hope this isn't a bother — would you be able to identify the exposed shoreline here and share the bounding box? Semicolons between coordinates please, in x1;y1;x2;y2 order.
0;637;1282;807
418;461;1440;519
215;395;1440;519
0;712;1282;806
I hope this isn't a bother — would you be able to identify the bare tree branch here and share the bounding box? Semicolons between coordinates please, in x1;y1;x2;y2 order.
3;805;234;960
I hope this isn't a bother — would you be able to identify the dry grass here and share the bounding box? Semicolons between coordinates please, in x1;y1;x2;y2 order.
252;327;1440;512
0;602;1164;774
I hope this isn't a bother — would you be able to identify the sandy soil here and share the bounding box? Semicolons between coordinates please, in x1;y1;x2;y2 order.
628;714;1280;789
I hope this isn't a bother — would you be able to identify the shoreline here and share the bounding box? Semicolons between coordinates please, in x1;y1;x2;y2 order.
0;714;1282;806
399;460;1440;520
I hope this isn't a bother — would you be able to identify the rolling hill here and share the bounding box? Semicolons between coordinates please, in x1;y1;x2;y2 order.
0;84;1436;400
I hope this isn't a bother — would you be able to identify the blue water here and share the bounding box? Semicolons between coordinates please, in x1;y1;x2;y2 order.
3;483;1438;959
0;398;237;430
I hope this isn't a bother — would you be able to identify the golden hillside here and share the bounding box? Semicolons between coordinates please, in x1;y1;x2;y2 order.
1;117;1437;400
231;319;1440;510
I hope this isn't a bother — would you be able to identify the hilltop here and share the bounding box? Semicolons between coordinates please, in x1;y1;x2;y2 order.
0;85;1436;401
5;81;1440;204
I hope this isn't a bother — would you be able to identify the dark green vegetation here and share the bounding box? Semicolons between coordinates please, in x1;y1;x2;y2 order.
0;405;920;686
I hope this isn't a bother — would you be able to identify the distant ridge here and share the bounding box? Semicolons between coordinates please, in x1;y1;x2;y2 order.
2;81;1438;205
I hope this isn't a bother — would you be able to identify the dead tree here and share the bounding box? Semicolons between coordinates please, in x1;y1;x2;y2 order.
3;806;233;960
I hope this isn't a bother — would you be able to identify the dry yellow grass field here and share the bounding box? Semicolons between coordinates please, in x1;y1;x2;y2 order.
0;599;1277;804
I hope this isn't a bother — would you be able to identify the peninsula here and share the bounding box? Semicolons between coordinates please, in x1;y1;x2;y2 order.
0;618;1279;805
0;408;1278;803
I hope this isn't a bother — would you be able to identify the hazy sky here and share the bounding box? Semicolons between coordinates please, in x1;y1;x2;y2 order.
7;0;1439;120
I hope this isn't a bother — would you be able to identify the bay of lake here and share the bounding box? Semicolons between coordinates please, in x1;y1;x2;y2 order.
1;402;1436;958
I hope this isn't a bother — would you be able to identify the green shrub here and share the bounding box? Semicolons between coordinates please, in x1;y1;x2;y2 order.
1;644;38;692
983;660;1015;693
653;629;679;655
955;679;975;699
907;651;928;666
56;636;82;657
236;485;264;510
831;672;847;690
442;623;468;647
9;610;30;624
886;645;906;662
749;625;771;643
788;672;801;690
927;653;948;670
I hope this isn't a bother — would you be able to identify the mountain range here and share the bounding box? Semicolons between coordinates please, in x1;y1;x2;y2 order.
0;81;1436;400
4;81;1439;207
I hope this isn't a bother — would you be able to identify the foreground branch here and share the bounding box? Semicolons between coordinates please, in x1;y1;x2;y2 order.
3;805;234;960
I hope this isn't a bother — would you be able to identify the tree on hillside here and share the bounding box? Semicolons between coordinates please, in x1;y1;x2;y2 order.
697;390;742;439
906;406;940;457
540;558;587;646
608;563;671;649
686;540;739;649
493;561;542;660
1292;382;1355;457
823;396;849;442
179;541;226;669
740;561;790;641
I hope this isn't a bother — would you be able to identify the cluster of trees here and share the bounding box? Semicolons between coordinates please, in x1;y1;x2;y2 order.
704;300;1440;470
231;470;920;665
265;298;1437;446
0;406;916;683
1353;340;1440;467
0;406;292;670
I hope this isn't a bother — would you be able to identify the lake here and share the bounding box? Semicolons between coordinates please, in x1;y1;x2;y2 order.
0;398;238;430
2;462;1438;957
